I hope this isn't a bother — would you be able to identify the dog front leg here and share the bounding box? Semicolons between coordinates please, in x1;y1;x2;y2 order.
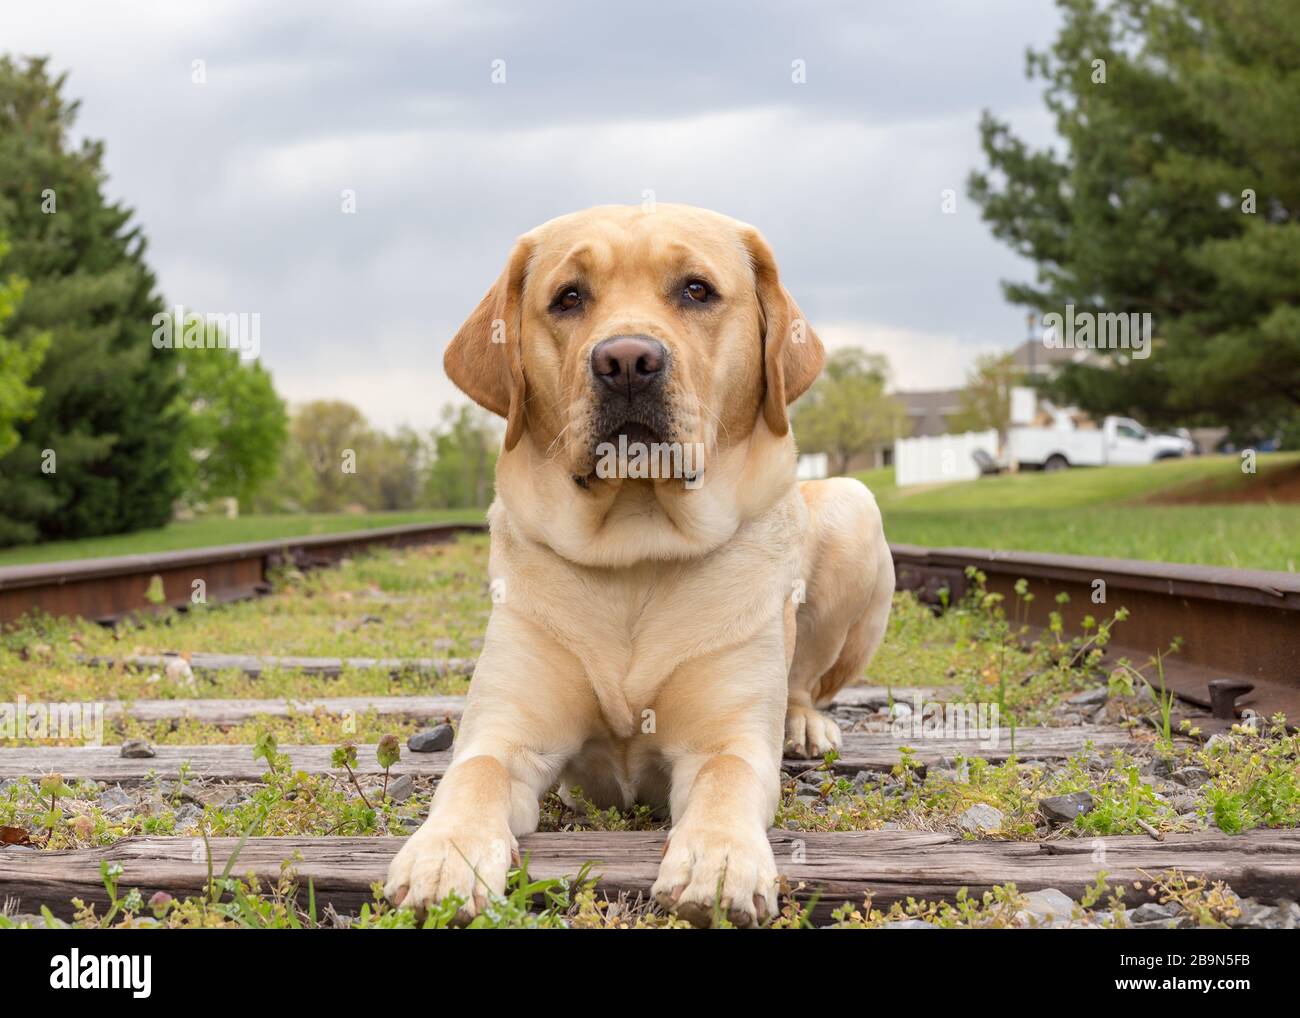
649;638;786;928
652;750;781;927
383;748;545;920
384;613;590;920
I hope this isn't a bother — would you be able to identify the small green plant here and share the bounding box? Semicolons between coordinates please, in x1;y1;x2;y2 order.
331;742;375;809
37;773;73;840
355;856;598;929
831;883;1028;929
1068;763;1165;836
252;731;283;776
1141;870;1241;928
1201;716;1300;834
376;734;401;800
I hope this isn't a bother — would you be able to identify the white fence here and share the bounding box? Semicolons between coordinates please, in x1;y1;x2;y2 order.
796;453;829;480
894;430;998;487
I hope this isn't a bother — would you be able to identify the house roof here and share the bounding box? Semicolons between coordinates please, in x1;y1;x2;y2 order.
1009;339;1105;374
893;388;963;438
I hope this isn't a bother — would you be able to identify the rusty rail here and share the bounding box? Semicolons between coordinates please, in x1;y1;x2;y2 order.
892;545;1300;725
0;521;483;625
2;523;1297;721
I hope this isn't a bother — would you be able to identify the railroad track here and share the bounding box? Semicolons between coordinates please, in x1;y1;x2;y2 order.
0;521;482;626
2;524;1298;924
2;520;1297;722
892;545;1300;727
8;829;1297;922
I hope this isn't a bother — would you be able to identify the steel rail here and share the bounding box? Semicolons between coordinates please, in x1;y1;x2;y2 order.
0;521;483;625
1;522;1296;721
891;544;1300;725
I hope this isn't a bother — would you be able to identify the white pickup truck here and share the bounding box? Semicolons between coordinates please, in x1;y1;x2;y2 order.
1008;415;1194;471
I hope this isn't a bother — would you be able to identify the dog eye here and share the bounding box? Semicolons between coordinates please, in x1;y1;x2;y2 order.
550;287;583;313
682;279;714;304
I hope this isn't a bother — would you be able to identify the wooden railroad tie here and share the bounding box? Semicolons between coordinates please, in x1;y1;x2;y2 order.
93;685;961;726
0;726;1145;783
2;828;1297;920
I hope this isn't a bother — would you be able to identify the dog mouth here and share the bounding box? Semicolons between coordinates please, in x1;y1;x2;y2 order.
602;420;662;446
572;408;702;490
592;400;673;450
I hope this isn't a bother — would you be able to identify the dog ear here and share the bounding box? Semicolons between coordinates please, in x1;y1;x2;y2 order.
443;236;535;451
745;228;825;436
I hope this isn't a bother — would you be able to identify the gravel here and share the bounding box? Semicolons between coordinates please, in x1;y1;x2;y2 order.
1129;902;1182;923
1039;791;1094;824
1167;792;1198;814
1172;766;1210;788
385;773;415;804
1016;888;1076;925
408;724;454;753
1067;687;1109;706
957;803;1004;834
97;785;134;811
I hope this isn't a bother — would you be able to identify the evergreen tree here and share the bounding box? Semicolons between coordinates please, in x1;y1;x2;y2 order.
0;56;184;544
0;237;46;460
968;0;1300;443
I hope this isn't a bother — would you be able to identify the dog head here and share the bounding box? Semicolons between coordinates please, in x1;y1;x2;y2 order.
444;204;824;489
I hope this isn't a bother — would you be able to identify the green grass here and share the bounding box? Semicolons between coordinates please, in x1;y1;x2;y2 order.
3;454;1296;570
862;452;1298;512
855;454;1300;571
0;536;491;707
0;509;486;567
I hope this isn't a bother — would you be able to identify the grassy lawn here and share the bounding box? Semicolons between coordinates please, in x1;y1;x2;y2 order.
856;453;1300;572
2;454;1297;571
0;509;485;567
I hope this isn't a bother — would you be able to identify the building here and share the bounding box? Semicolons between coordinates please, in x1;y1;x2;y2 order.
896;388;964;439
841;388;962;471
1008;338;1104;380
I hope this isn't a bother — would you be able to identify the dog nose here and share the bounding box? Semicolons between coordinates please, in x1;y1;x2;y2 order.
590;335;666;397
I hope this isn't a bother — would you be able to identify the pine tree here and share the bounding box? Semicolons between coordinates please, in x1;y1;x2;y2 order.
0;237;46;460
0;56;185;544
968;0;1300;444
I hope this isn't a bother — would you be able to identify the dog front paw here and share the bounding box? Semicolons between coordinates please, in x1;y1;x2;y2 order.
384;821;517;921
785;703;842;758
652;825;778;928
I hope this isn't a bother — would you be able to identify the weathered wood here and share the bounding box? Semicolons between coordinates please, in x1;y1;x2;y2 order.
106;695;467;726
0;744;451;783
84;653;477;678
99;685;955;726
3;828;1296;920
88;653;958;708
829;685;960;708
0;726;1142;784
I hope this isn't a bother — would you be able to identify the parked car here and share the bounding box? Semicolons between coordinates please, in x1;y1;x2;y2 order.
1009;415;1194;471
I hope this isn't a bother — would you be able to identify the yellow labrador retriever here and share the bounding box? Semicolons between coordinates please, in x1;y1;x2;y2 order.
385;204;894;926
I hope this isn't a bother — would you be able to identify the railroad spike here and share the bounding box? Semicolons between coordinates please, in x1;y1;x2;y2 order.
1207;678;1254;719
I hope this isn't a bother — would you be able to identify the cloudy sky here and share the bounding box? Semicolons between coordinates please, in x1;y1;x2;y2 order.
3;0;1062;431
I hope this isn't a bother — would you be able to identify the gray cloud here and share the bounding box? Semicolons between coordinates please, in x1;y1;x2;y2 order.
2;0;1061;429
